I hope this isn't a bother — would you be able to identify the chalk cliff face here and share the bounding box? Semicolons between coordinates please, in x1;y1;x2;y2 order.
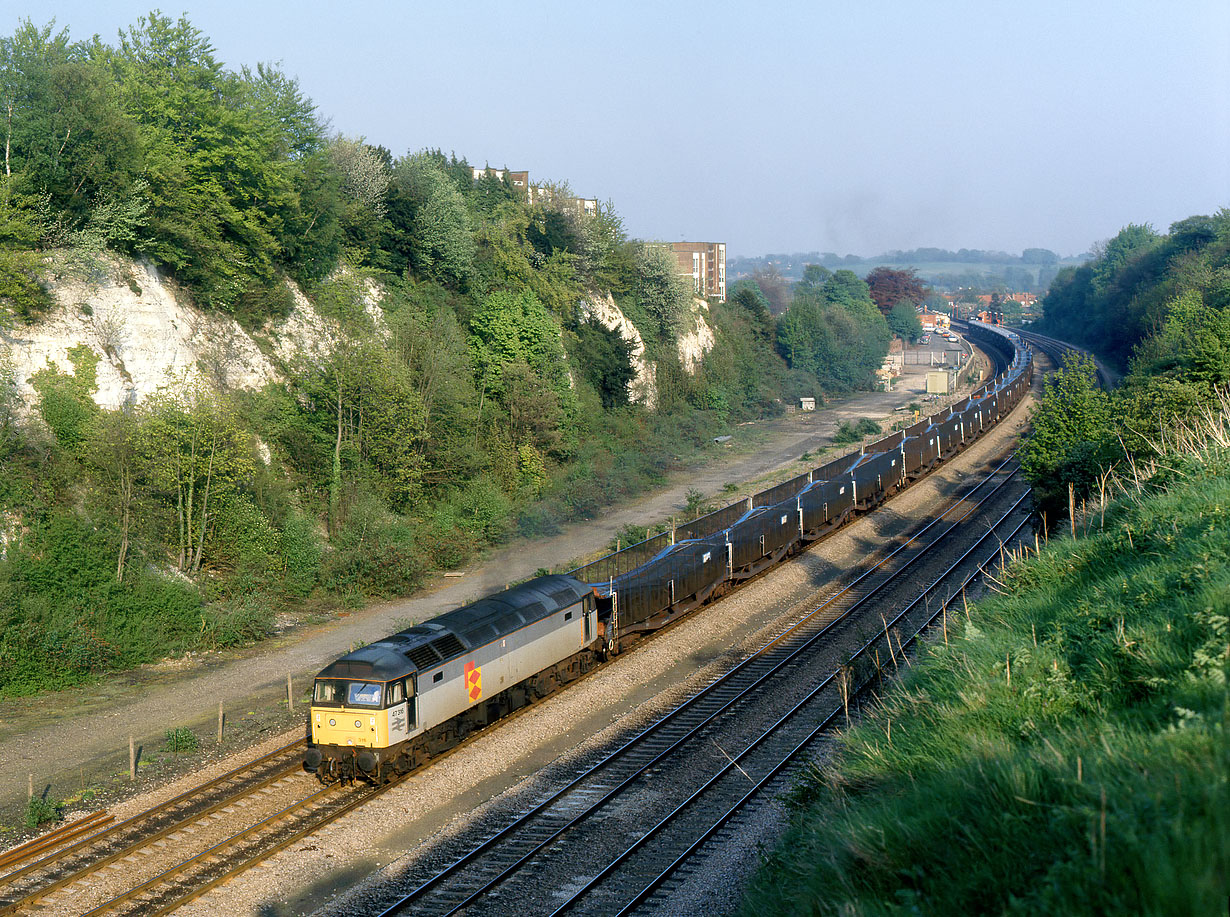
5;258;277;411
1;256;379;413
578;292;657;407
2;255;713;418
677;297;715;372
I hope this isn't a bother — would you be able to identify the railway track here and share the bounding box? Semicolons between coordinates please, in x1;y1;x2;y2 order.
337;443;1033;916
1010;327;1114;388
0;739;306;915
0;333;1031;916
584;500;1035;917
75;777;393;917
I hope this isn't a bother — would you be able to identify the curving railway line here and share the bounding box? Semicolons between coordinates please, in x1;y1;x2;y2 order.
325;440;1038;915
0;323;1054;916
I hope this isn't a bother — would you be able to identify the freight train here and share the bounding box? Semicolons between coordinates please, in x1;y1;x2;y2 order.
304;322;1032;783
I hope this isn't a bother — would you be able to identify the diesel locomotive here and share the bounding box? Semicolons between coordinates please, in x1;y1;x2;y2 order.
305;321;1031;783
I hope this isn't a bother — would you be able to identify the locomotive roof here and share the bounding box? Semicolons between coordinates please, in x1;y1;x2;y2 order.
316;574;590;682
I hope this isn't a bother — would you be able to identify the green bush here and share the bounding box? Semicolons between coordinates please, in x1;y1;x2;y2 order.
198;593;273;648
323;496;424;596
832;417;881;445
0;513;203;696
163;727;199;754
514;504;562;538
0;248;52;321
278;509;322;597
207;494;281;580
25;795;60;829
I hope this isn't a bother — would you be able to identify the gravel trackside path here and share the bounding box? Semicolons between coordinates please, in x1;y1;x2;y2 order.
0;341;986;835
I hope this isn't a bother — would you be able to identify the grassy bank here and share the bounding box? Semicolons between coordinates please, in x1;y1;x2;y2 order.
743;439;1229;914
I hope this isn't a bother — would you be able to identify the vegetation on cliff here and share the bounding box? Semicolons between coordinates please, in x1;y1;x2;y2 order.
0;15;895;695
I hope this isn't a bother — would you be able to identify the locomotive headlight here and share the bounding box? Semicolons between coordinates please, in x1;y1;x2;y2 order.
314;713;320;723
355;719;362;728
329;718;336;727
370;717;376;727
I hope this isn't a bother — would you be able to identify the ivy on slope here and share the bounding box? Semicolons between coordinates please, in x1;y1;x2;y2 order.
744;462;1229;915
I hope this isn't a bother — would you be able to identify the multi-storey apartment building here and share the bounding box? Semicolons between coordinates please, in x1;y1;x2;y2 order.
669;242;727;302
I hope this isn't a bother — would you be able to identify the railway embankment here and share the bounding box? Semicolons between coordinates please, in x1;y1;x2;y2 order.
742;405;1230;916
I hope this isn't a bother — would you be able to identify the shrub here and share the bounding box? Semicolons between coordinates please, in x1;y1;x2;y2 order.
278;509;322;598
198;593;273;648
0;513;203;696
25;795;60;829
323;495;425;596
833;417;881;445
164;727;199;754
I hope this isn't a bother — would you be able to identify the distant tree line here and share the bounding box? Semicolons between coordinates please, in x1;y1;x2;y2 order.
730;248;1082;295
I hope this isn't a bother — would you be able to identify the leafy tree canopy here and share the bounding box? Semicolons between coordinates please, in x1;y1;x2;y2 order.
864;266;928;315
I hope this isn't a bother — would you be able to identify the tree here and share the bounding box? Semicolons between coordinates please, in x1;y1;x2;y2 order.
1018;355;1117;518
84;407;141;582
572;318;635;409
750;263;790;314
793;264;832;301
140;383;255;576
468;289;578;456
728;279;774;343
329;136;390;220
1021;248;1058;264
636;244;692;340
389;151;474;287
887;301;922;341
1090;223;1158;295
864;266;927;316
116;13;291;309
0;21;140;226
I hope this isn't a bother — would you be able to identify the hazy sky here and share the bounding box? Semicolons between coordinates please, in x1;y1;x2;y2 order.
8;1;1230;258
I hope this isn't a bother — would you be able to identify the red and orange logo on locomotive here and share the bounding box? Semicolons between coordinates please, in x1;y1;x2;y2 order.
464;661;482;702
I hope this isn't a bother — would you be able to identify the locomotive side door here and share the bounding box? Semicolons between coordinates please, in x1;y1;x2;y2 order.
387;677;413;743
583;595;595;645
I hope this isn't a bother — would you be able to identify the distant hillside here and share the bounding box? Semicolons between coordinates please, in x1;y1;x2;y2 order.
730;248;1091;292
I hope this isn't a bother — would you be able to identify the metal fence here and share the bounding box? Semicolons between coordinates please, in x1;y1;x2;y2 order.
752;470;813;508
674;499;752;542
569;531;674;585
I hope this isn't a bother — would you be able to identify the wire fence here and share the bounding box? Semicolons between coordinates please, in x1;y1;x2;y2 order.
674;499;753;542
569;531;674;585
752;471;813;508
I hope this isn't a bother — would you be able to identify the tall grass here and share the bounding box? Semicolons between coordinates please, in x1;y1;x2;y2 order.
743;405;1230;916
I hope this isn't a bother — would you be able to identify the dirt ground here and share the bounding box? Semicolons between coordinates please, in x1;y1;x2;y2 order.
0;338;988;831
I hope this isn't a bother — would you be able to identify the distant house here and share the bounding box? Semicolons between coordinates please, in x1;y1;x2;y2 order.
799;396;816;411
471;165;596;215
668;242;727;302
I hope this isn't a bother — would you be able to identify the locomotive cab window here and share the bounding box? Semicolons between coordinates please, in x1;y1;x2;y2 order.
347;682;383;707
386;681;404;706
313;679;345;706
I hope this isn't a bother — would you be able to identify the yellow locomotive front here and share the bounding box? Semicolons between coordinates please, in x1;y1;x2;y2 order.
303;644;416;781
